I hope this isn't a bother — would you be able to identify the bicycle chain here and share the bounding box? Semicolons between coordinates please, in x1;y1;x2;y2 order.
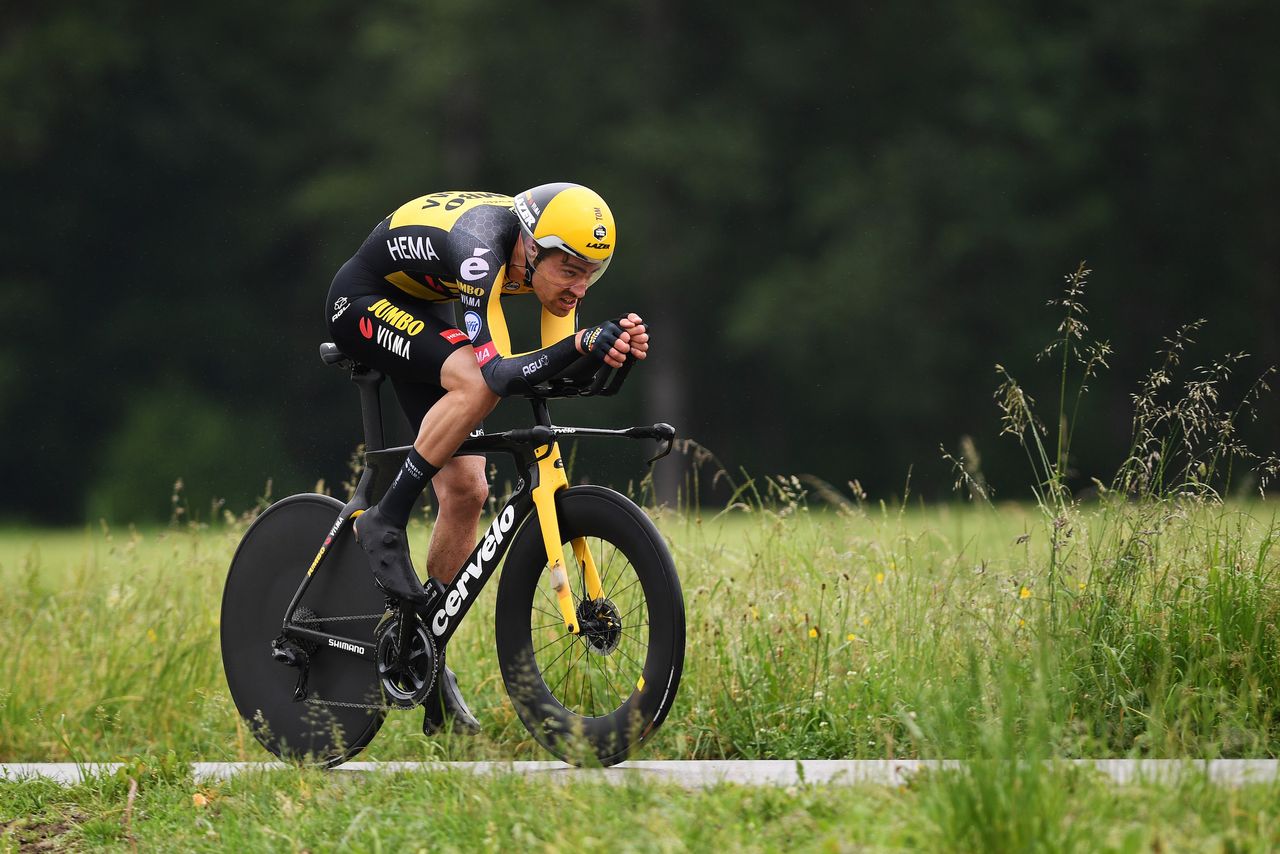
293;610;414;710
292;613;385;624
303;696;392;711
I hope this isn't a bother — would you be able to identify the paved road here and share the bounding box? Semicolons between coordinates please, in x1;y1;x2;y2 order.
3;760;1277;787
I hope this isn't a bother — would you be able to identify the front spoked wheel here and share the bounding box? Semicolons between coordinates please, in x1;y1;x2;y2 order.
495;486;685;766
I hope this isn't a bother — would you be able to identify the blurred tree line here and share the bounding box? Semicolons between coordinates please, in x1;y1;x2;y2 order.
2;1;1277;523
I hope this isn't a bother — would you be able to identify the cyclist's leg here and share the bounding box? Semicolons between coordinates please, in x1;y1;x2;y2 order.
390;354;490;587
426;458;488;584
327;265;481;602
389;346;488;736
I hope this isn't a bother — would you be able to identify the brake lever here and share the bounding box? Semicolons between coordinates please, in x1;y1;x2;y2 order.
645;423;676;467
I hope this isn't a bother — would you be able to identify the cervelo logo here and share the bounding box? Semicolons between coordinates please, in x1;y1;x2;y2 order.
432;505;517;637
521;354;549;377
386;234;439;262
464;311;482;341
329;638;365;655
367;299;426;336
460;248;491;282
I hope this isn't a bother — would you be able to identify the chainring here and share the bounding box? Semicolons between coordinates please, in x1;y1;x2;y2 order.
374;611;439;709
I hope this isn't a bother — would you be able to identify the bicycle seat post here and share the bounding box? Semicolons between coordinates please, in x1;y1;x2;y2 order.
351;367;387;452
530;397;552;429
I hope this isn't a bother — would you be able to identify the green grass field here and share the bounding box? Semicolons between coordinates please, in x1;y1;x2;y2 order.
3;491;1280;849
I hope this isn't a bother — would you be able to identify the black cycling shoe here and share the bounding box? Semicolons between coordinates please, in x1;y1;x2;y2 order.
354;506;431;605
422;664;481;736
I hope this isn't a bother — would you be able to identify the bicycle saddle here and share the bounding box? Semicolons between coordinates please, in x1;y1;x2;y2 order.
320;342;361;370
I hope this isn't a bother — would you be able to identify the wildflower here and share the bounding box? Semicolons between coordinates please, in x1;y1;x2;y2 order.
846;633;856;642
1018;618;1026;628
146;628;158;643
1019;587;1031;599
808;627;818;638
1078;581;1087;591
193;793;209;808
875;572;885;585
750;606;759;620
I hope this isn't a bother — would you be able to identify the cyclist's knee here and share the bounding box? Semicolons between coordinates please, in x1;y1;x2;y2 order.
434;459;489;514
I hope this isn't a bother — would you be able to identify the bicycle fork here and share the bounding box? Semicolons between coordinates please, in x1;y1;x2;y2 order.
531;440;604;635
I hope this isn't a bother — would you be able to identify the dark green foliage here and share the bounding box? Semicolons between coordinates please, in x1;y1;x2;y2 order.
2;2;1278;521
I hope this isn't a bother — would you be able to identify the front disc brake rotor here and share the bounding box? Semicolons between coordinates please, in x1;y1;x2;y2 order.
576;598;622;656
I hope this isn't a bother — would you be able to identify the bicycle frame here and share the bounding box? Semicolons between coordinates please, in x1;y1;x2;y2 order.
278;353;674;662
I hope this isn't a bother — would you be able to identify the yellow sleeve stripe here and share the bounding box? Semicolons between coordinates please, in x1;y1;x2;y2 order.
384;272;455;302
486;267;514;355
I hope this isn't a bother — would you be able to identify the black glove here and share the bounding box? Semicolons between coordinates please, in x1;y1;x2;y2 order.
580;319;626;363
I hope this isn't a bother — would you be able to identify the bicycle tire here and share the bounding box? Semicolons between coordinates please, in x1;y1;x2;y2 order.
495;486;684;766
221;493;386;766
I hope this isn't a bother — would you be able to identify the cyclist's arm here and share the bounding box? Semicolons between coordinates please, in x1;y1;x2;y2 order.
464;261;585;395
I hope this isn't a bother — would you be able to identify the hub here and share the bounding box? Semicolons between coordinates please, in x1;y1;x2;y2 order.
576;598;622;656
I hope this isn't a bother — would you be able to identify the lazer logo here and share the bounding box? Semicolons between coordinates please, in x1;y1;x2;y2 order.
460;248;491;282
328;638;365;655
514;195;536;226
521;354;549;377
585;242;611;250
376;326;411;359
386;234;440;262
367;299;426;336
432;505;517;637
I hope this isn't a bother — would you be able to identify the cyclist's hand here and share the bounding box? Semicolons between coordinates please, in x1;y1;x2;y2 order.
618;313;648;361
578;320;631;368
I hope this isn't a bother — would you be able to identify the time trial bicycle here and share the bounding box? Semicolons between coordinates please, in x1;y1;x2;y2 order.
220;342;685;767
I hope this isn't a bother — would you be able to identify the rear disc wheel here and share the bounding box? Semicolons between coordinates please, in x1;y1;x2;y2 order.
221;494;386;766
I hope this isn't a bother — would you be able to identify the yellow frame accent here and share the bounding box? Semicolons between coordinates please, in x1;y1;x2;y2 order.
530;441;606;635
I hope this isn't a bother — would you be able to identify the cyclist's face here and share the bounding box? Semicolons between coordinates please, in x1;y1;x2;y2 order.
532;249;601;316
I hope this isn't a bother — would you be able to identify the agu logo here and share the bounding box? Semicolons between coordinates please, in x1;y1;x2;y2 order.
358;317;374;339
464;311;482;341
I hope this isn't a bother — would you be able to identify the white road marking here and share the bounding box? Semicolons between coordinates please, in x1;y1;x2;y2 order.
1;760;1277;787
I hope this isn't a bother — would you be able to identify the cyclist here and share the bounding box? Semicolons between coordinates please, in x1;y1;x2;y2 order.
326;183;648;734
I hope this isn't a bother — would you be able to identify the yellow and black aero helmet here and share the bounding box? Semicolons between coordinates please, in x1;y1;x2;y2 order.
513;182;616;284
